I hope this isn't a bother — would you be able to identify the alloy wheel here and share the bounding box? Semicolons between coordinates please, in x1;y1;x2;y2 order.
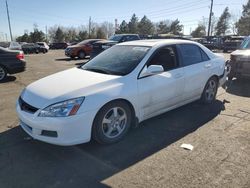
205;79;217;102
101;107;127;139
0;66;6;81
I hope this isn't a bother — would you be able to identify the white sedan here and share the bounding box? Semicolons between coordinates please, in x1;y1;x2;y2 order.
16;39;229;145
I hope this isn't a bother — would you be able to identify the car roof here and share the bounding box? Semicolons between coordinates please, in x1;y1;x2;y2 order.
117;39;199;47
118;39;217;59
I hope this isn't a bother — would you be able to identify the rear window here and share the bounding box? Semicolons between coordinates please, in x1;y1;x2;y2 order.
179;44;203;66
241;37;250;49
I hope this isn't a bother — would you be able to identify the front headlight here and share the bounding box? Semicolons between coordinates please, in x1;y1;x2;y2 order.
39;97;85;117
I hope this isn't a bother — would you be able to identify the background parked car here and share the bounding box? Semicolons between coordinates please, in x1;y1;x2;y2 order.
223;36;245;53
90;34;140;58
22;43;47;54
36;42;49;51
228;36;250;80
0;47;26;81
65;39;103;59
49;42;69;49
9;42;22;50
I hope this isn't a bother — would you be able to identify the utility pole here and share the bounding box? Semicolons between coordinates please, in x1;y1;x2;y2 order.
88;17;91;38
45;25;48;41
207;0;214;37
5;0;13;41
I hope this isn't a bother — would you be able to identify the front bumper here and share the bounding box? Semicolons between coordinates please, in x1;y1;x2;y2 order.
16;101;97;146
228;59;250;78
219;62;231;86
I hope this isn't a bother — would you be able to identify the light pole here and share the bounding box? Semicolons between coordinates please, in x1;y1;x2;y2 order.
207;0;214;37
5;0;13;41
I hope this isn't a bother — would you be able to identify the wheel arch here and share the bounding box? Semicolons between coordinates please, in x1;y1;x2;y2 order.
91;98;138;135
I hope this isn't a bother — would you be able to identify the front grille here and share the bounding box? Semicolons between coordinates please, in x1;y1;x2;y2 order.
19;97;38;114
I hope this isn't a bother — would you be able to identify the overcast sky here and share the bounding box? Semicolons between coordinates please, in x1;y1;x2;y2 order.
0;0;248;40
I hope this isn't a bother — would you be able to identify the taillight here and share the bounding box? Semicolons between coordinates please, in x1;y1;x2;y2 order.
16;51;24;60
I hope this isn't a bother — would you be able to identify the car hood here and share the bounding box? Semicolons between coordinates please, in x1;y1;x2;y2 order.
231;49;250;56
22;68;121;108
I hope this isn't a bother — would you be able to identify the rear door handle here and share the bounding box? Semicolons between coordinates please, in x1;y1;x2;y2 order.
205;63;212;68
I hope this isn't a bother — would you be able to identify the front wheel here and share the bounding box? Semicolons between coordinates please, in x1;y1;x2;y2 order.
78;51;86;59
201;77;218;104
0;65;7;82
92;101;132;144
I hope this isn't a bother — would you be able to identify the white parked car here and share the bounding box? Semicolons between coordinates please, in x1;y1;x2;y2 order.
36;42;49;51
16;39;229;146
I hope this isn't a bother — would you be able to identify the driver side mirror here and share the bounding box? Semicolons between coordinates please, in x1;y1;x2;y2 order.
140;65;164;78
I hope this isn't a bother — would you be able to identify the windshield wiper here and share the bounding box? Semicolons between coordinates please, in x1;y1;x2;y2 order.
82;68;111;75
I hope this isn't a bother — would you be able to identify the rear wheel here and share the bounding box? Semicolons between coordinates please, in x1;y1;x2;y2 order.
92;101;132;144
0;65;7;82
78;51;86;59
201;77;218;104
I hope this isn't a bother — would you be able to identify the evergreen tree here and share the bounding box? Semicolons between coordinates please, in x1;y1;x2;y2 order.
119;20;129;33
191;25;206;37
54;27;64;42
78;31;88;41
170;19;183;35
236;0;250;35
128;14;139;33
157;21;170;34
138;15;155;35
29;29;45;43
215;7;231;36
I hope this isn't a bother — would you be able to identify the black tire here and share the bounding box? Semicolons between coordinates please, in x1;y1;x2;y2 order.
201;77;218;104
70;56;75;59
78;51;86;59
0;65;7;82
92;101;132;144
228;75;234;81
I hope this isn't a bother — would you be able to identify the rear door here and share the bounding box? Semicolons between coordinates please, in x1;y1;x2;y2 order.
177;44;212;101
137;45;185;119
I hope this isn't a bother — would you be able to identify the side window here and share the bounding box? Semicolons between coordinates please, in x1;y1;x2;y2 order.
179;44;203;66
200;48;210;61
148;46;179;71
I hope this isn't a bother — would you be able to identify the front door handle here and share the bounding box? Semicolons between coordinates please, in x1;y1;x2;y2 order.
174;73;183;79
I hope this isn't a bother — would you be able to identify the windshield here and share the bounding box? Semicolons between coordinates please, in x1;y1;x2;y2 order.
108;35;123;42
82;45;151;76
78;40;92;45
240;37;250;49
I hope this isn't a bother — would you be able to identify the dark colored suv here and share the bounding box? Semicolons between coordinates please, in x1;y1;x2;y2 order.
22;43;47;54
228;36;250;80
49;42;69;49
90;34;140;58
223;36;245;53
0;47;26;81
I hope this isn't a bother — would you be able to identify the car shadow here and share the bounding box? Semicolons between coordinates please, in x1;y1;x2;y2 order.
55;58;79;61
0;76;16;83
223;79;250;97
0;100;225;188
55;56;90;62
